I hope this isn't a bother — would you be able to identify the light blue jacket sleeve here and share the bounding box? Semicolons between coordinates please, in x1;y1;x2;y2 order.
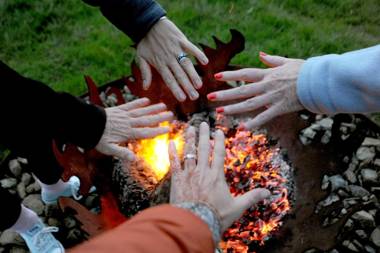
296;45;380;114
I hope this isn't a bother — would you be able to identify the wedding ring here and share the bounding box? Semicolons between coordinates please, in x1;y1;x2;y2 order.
184;154;196;160
177;52;189;64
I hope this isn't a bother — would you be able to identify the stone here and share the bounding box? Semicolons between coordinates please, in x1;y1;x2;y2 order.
302;128;317;139
9;247;28;253
362;137;380;147
321;130;332;144
320;193;340;207
329;249;339;253
20;173;31;186
0;178;17;189
66;229;83;244
299;135;311;146
25;181;41;194
342;240;359;252
0;230;25;246
16;157;28;164
344;219;354;230
364;245;376;253
374;159;380;167
317;118;334;129
64;217;77;229
338;189;349;198
8;160;22;177
329;175;348;191
352;210;376;228
370;227;380;247
361;169;378;184
352;240;363;251
16;183;26;199
321;175;330;190
355;229;367;239
47;218;61;227
22;194;44;215
356;147;376;162
348;185;371;197
344;169;357;184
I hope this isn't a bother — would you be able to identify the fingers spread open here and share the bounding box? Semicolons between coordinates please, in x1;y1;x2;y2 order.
159;66;186;102
128;103;167;117
211;130;226;179
184;126;197;172
170;61;199;100
130;111;173;127
197;122;210;169
181;40;209;65
215;68;267;82
208;82;265;101
242;104;282;130
259;53;289;68
117;98;150;112
179;57;202;89
137;57;152;90
222;93;275;115
131;126;170;139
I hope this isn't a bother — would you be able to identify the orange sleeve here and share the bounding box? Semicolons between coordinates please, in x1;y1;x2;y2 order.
69;204;215;253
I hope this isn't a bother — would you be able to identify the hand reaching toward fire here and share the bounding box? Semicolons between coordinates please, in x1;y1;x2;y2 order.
96;98;173;161
208;52;305;130
169;122;270;234
136;17;209;102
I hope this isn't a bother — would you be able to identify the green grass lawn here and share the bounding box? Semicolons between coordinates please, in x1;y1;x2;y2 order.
0;0;379;96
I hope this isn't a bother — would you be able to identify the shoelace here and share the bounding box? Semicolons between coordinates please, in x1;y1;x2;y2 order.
32;226;59;250
71;180;83;201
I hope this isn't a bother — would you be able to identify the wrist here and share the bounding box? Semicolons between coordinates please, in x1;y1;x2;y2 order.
175;202;222;246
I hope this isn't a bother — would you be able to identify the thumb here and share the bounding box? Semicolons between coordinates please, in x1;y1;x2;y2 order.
101;143;136;162
235;188;271;212
259;52;289;68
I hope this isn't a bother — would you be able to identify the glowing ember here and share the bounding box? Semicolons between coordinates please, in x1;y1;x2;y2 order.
220;130;291;253
131;121;185;180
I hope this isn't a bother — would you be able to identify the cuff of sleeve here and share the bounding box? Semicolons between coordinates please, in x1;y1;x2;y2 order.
100;2;166;44
175;202;222;246
296;55;339;115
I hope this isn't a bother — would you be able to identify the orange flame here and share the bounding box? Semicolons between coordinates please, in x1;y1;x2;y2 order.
131;121;185;180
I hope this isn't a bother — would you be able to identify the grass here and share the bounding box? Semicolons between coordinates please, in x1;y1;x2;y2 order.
0;0;379;97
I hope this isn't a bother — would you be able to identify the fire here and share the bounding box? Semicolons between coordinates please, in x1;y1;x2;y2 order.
220;130;291;253
131;121;185;180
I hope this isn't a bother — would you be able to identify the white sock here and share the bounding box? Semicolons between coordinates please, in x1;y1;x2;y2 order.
37;178;68;194
10;205;39;233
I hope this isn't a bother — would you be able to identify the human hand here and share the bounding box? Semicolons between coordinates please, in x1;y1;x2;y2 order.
169;122;270;231
136;17;209;102
207;52;305;130
96;98;173;161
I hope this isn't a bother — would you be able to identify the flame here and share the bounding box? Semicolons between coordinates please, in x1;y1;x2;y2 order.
131;121;185;180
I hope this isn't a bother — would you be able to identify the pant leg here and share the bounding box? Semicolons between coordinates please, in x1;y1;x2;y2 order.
0;187;21;230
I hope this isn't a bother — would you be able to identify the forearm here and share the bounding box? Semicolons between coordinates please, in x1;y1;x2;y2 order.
83;0;166;43
296;45;380;114
0;61;106;150
69;204;216;253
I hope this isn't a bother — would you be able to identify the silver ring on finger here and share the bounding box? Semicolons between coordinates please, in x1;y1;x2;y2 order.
177;52;189;64
184;153;196;161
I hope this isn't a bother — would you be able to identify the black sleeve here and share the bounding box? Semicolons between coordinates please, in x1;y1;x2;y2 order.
83;0;166;43
0;61;106;151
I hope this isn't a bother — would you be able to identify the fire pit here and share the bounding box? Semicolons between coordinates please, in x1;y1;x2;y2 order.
49;29;380;253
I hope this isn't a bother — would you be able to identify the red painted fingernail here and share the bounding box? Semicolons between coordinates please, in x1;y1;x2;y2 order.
207;93;217;100
214;73;223;79
260;51;267;57
216;107;224;113
238;123;246;131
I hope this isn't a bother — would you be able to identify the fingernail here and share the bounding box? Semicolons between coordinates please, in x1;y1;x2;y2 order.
238;123;246;131
195;80;203;89
216;107;224;113
201;58;209;65
207;93;217;101
191;91;199;100
259;51;267;57
179;94;186;102
214;73;223;80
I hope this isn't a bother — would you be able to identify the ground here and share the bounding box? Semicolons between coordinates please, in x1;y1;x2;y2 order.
1;1;380;121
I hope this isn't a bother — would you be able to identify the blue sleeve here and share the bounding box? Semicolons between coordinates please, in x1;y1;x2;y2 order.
83;0;166;43
296;45;380;114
